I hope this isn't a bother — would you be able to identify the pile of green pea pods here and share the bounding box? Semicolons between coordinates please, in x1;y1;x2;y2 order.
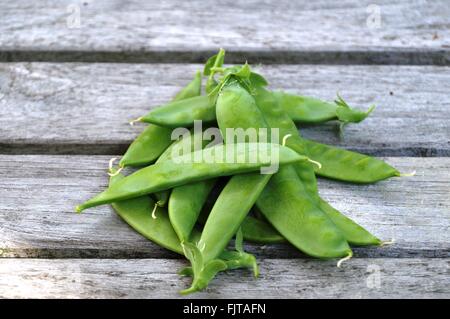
77;49;403;294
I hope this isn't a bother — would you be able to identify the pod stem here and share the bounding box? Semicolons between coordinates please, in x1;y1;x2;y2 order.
307;158;322;170
282;134;292;146
129;117;143;126
380;239;395;247
107;166;123;177
337;251;353;268
151;202;158;219
399;170;416;177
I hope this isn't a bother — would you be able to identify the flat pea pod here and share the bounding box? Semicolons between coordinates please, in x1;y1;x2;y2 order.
120;71;202;168
256;165;352;258
76;142;306;212
294;161;381;246
110;171;195;254
292;138;400;183
239;215;285;244
254;87;380;246
110;171;260;287
119;125;173;168
274;91;374;125
152;128;209;207
140;95;216;128
198;173;272;263
254;87;399;183
169;178;217;242
274;91;339;124
198;189;285;244
180;82;278;293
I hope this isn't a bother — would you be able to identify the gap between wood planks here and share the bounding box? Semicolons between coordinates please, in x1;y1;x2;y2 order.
0;49;449;65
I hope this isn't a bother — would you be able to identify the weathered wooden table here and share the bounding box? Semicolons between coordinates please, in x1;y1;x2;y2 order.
0;0;449;298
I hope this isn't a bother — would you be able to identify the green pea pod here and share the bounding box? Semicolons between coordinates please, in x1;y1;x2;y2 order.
169;178;217;242
254;87;380;246
180;229;258;295
274;92;338;124
110;171;259;293
76;143;307;212
198;190;285;244
240;215;285;244
140;95;216;127
198;173;271;263
119;125;173;168
294;161;381;246
109;171;193;254
274;91;374;125
254;87;399;183
291;138;400;183
120;71;202;168
153;128;209;207
335;94;375;124
257;165;352;258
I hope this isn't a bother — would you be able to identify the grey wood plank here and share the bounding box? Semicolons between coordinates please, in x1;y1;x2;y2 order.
0;0;449;64
0;156;448;258
0;258;448;298
1;63;449;156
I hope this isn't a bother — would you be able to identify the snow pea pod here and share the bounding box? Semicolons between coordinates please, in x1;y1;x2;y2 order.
274;91;374;125
110;171;196;254
119;125;173;168
169;178;217;242
110;171;260;282
198;184;285;244
120;71;202;168
257;165;352;258
294;161;381;246
76;142;306;212
254;87;380;246
253;88;351;258
152;128;208;207
292;138;400;183
254;87;399;183
140;95;216;128
198;173;272;263
240;215;285;244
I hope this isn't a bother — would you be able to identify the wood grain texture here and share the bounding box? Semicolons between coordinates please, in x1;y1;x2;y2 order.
0;155;448;259
0;0;449;64
1;63;449;156
0;258;448;298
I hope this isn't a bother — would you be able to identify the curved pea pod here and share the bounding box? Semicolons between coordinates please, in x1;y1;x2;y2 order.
240;215;285;244
119;125;173;167
152;128;209;207
140;95;216;127
253;87;380;246
169;178;217;242
274;91;339;124
109;172;196;254
257;165;352;259
334;94;375;124
120;71;202;168
294;161;381;246
76;143;307;212
274;91;374;125
290;138;400;183
111;172;258;288
180;228;258;295
198;173;272;263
